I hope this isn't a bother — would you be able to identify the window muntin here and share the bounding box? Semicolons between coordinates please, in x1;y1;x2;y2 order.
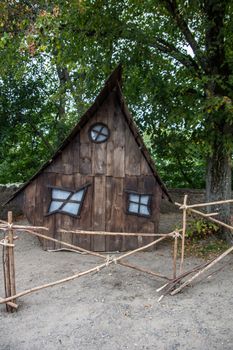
127;192;151;217
47;185;89;217
89;123;110;143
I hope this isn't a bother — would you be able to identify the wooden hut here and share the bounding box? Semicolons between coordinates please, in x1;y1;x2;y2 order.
6;66;171;251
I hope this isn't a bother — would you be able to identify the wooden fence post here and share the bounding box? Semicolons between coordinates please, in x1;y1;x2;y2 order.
180;195;188;274
3;239;11;312
4;211;17;312
173;234;178;279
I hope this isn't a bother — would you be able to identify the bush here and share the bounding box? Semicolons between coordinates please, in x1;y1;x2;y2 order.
186;217;219;241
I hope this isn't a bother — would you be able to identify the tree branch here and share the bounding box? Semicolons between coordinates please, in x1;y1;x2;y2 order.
202;0;229;79
56;65;69;120
153;37;201;74
163;0;198;52
123;27;200;74
162;0;206;71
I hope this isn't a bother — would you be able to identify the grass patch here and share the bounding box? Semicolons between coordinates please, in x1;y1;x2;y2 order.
176;215;231;259
184;237;230;259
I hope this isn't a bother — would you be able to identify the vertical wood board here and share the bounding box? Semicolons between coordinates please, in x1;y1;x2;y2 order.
73;174;93;250
79;143;92;175
23;181;37;226
105;177;124;251
92;176;106;251
125;126;141;176
112;101;125;178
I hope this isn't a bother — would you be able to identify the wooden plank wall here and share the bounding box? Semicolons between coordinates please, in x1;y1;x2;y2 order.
23;90;163;251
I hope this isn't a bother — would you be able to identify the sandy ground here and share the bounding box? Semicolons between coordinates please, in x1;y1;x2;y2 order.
0;216;233;350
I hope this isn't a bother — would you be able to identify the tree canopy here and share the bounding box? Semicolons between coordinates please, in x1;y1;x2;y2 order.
0;1;233;239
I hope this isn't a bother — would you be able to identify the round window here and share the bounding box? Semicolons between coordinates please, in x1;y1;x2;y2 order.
89;123;110;143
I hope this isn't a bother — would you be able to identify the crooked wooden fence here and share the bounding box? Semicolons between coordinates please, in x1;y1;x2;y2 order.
0;196;233;312
0;215;181;312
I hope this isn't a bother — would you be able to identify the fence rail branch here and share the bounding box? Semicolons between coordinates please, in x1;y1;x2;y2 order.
59;229;170;237
176;202;233;233
177;198;233;210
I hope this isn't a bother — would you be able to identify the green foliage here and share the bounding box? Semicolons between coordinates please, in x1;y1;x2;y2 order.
0;0;232;198
0;57;79;183
186;217;219;241
144;131;205;188
184;215;230;259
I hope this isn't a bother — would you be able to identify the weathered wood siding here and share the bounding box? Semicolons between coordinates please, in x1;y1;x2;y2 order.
23;90;162;251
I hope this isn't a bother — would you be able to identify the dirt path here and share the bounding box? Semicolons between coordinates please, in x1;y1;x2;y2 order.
0;218;233;350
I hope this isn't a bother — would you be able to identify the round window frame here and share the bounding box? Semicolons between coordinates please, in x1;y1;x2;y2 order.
88;122;110;144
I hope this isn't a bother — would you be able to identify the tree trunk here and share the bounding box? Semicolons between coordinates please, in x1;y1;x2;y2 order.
55;65;70;142
206;137;233;243
56;65;69;120
204;0;232;243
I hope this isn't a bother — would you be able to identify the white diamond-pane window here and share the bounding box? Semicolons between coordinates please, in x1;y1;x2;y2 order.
89;123;110;143
128;193;151;217
48;185;89;217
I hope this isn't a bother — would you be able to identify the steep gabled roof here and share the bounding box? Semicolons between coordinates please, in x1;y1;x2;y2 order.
5;65;172;204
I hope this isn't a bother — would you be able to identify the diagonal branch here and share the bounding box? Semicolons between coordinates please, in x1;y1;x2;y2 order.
123;27;200;73
163;0;198;52
162;0;206;71
153;37;201;74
